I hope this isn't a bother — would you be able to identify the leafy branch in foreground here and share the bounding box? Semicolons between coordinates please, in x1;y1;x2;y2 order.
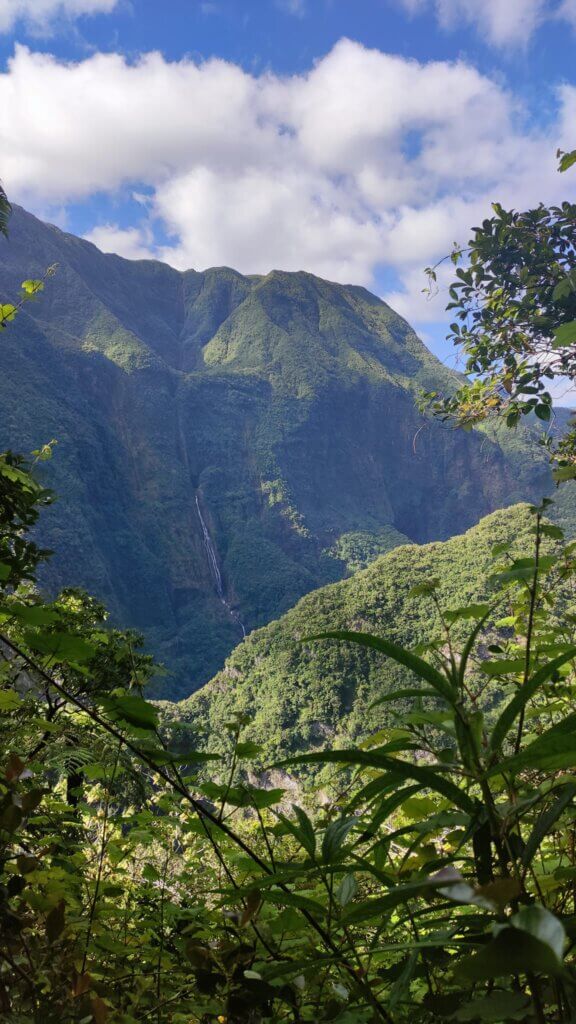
0;189;58;329
421;149;576;472
0;267;59;332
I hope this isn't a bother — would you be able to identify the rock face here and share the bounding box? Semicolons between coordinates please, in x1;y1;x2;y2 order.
0;207;552;696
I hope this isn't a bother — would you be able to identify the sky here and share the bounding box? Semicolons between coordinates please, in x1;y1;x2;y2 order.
1;0;576;372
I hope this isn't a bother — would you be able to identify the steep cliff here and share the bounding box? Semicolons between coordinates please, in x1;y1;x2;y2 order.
0;207;555;695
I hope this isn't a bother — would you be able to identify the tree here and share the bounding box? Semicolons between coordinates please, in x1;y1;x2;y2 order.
424;151;576;475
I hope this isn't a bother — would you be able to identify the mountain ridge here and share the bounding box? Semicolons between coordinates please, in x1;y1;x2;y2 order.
0;205;564;696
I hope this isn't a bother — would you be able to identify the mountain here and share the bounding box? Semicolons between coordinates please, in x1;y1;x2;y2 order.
0;206;561;697
170;504;538;759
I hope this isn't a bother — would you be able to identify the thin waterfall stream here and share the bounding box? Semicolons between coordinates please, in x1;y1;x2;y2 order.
176;399;246;639
195;494;246;639
195;495;224;599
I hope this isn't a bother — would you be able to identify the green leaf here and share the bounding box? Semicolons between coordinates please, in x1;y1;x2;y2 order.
235;741;264;759
553;277;575;301
343;871;472;925
278;749;476;814
349;779;420;819
489;647;576;754
445;604;490;623
290;805;316;858
538;524;565;539
336;873;357;907
21;279;43;295
304;631;455;705
0;303;17;324
246;787;286;809
200;782;284;809
487;722;576;776
369;687;439;709
456;928;564;981
343;885;425;924
0;690;20;711
452;991;530;1021
0;601;59;626
522;785;576;869
408;578;440;598
46;900;66;943
493;555;556;585
258;890;327;916
458;603;496;691
481;658;525;677
23;629;97;665
558;149;576;173
99;695;159;731
137;745;220;768
552;321;576;348
322;818;355;863
0;460;38;490
553;464;576;482
512;905;565;963
142;863;161;882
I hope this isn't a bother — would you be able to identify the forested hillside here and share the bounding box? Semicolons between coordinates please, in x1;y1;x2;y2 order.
172;503;542;758
0;206;561;696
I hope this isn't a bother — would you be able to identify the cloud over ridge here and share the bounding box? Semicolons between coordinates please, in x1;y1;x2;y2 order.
1;38;575;322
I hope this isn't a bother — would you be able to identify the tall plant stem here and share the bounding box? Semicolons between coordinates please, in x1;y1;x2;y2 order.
515;513;542;755
81;739;122;976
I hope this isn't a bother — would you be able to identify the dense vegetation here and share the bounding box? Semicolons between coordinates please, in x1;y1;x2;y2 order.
0;206;568;697
3;440;576;1021
171;504;551;760
3;168;576;1022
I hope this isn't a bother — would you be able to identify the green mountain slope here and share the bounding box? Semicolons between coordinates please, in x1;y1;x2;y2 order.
172;505;539;756
0;207;560;696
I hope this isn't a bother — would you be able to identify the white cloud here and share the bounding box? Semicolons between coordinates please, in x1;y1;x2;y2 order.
398;0;573;47
276;0;306;15
153;165;383;281
558;0;576;25
1;39;576;325
0;0;118;33
83;222;156;260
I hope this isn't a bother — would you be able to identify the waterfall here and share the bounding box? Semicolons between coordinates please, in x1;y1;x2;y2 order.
175;398;246;639
195;494;246;639
195;495;224;600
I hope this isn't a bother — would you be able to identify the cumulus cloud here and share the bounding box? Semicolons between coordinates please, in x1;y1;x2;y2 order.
0;0;118;33
398;0;571;47
1;39;575;324
83;222;156;260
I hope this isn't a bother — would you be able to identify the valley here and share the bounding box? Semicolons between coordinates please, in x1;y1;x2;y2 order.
0;206;567;697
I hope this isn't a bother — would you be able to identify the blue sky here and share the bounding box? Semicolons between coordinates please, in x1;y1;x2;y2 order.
1;0;576;377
